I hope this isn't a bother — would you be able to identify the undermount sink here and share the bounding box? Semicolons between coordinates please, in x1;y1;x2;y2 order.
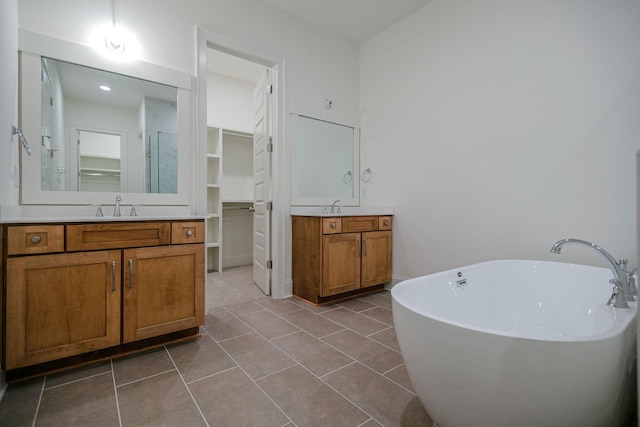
290;206;394;217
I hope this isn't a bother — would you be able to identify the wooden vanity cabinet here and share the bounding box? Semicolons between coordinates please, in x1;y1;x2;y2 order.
123;244;204;343
293;215;392;305
5;250;122;369
2;220;204;375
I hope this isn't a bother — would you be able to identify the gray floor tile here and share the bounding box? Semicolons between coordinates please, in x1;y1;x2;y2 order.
323;362;432;427
360;419;384;426
360;292;393;309
322;329;404;374
272;331;353;376
44;361;112;388
0;377;43;426
385;364;415;393
360;306;394;325
167;334;236;383
289;297;338;313
203;310;253;341
369;327;401;351
338;298;376;312
37;372;119;426
238;308;300;339
112;347;175;386
189;367;289;427
256;365;370;427
321;307;389;336
278;308;345;338
224;300;265;316
254;296;301;315
118;370;205;427
219;332;296;380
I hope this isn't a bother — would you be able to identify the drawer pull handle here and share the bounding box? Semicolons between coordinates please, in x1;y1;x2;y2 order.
331;223;336;229
111;261;116;292
128;259;134;289
31;235;41;244
383;220;389;226
186;229;193;236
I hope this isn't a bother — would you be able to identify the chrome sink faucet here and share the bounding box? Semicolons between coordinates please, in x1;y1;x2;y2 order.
550;238;633;308
114;194;122;217
330;199;342;214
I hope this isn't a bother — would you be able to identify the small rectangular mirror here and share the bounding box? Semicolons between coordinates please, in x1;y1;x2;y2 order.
291;114;359;206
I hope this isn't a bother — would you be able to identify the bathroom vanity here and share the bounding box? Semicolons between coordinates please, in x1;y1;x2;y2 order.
1;218;205;381
292;214;392;305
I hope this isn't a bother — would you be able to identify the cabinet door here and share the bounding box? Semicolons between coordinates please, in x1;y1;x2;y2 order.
361;231;392;288
123;244;204;343
5;251;121;369
322;233;361;296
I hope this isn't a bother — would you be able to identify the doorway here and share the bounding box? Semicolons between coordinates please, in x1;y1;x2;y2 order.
200;35;280;303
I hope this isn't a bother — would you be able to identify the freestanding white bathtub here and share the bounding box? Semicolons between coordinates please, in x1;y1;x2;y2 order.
391;260;637;427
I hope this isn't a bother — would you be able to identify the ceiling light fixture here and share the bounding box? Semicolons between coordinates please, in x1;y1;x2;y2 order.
105;0;126;54
99;85;112;91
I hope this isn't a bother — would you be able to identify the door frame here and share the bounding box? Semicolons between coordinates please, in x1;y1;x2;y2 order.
196;27;287;299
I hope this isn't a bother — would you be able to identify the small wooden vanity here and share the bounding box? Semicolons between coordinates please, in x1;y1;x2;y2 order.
292;215;392;305
1;218;205;381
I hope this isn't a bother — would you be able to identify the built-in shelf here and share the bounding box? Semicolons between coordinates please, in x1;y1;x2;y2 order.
205;126;254;272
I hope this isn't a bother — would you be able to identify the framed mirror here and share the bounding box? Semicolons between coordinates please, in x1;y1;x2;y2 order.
291;114;360;206
19;30;192;206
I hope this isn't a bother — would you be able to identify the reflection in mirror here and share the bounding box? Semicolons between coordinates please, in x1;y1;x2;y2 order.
39;57;178;193
77;130;121;192
291;114;359;206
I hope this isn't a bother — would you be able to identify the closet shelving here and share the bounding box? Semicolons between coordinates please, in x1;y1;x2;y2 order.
206;126;254;272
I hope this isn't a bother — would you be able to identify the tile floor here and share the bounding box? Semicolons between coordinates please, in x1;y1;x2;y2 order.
0;267;433;426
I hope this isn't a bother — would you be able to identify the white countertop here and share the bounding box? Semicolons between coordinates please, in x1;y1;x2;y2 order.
290;206;394;217
0;215;207;224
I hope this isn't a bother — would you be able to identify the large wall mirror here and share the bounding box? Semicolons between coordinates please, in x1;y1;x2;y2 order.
19;30;192;206
291;114;359;206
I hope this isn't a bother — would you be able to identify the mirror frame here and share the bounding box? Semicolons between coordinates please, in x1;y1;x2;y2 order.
18;30;193;206
290;112;360;207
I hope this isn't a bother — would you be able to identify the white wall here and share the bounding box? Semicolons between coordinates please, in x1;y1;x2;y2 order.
360;0;640;278
0;0;18;401
207;72;256;133
0;0;20;217
17;0;360;127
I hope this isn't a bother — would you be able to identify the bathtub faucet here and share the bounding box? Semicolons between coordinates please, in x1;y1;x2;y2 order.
550;238;633;309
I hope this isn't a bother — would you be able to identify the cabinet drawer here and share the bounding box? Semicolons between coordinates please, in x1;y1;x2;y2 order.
322;218;342;234
379;216;392;230
342;216;379;233
67;222;171;251
171;221;205;244
7;225;64;255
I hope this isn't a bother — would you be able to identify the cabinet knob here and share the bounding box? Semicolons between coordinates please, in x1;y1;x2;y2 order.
330;223;336;229
31;235;41;244
383;220;389;226
186;229;194;236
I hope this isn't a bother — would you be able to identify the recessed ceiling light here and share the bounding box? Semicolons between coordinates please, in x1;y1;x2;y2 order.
99;85;112;91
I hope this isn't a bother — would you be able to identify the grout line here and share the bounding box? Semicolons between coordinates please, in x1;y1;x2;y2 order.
30;377;46;427
164;346;211;427
110;359;123;427
42;370;112;391
114;368;177;388
215;330;256;344
185;365;238;386
211;334;295;425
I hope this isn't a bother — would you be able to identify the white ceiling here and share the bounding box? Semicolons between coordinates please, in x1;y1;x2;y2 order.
208;0;432;82
260;0;433;44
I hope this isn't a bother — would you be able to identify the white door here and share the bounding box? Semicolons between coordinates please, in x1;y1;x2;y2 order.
252;69;272;294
